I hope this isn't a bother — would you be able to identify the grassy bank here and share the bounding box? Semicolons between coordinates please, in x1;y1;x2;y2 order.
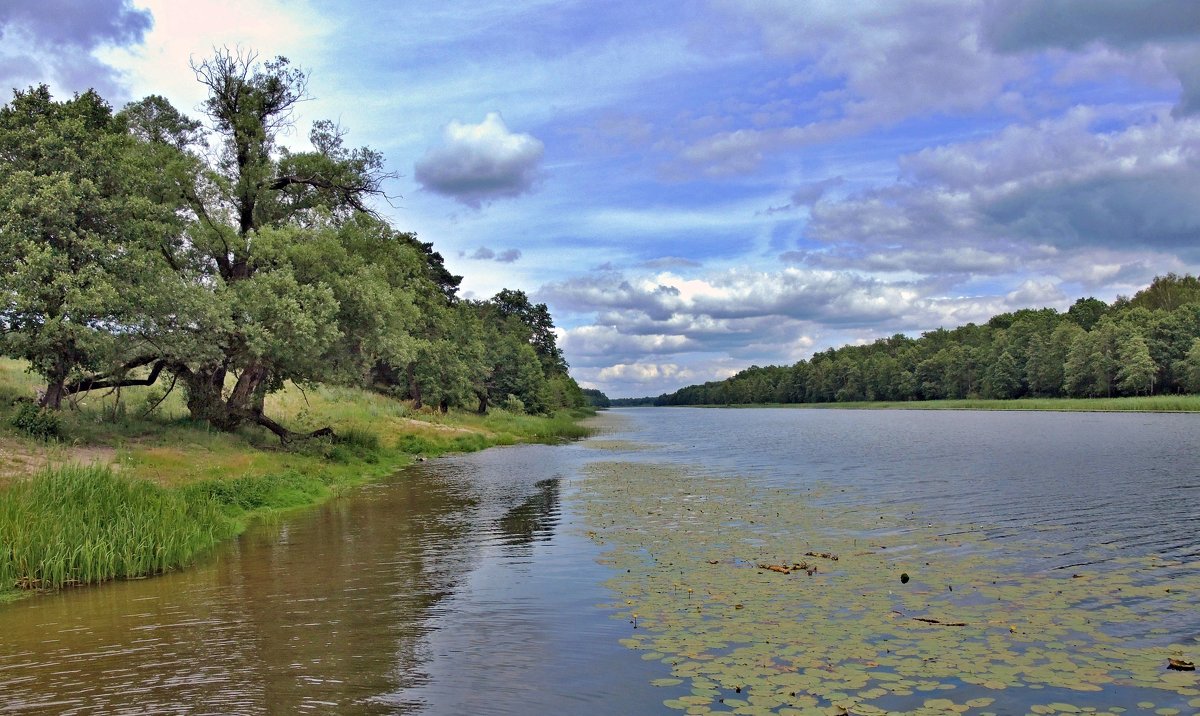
675;394;1200;412
0;358;594;600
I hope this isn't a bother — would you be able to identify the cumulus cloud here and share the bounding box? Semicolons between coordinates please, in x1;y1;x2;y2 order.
982;0;1200;52
682;0;1027;174
0;0;151;98
676;0;1200;174
596;362;690;382
805;108;1200;258
559;325;697;367
465;246;523;263
547;263;1082;397
544;268;928;328
414;112;544;208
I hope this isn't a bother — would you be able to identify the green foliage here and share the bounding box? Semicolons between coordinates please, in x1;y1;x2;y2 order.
1129;272;1200;312
1116;334;1156;395
655;275;1200;407
182;471;329;514
1181;338;1200;393
0;465;233;589
500;394;527;413
336;426;381;452
982;350;1021;399
0;50;586;441
582;388;611;408
9;402;60;440
0;85;189;409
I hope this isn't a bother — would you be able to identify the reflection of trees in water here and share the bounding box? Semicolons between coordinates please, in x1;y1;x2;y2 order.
0;462;570;714
496;477;561;547
219;464;484;714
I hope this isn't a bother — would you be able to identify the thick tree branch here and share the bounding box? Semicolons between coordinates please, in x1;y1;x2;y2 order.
267;173;388;213
63;357;167;397
251;409;334;445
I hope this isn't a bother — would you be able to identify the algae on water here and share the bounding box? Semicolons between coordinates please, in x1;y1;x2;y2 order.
580;461;1199;715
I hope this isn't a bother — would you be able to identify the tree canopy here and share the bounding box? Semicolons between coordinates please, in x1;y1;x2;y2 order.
0;50;584;439
654;274;1200;406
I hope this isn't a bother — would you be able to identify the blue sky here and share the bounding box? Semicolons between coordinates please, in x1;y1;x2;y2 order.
4;0;1200;397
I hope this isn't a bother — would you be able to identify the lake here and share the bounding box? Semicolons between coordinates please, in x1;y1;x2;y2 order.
1;408;1197;714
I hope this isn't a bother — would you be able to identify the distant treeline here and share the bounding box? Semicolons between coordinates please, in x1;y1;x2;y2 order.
652;274;1200;407
581;389;611;408
610;396;657;407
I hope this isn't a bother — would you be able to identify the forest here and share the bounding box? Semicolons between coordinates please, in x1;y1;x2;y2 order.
653;274;1200;407
0;50;585;442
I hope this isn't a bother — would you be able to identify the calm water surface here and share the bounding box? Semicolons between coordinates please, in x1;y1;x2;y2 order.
0;408;1197;713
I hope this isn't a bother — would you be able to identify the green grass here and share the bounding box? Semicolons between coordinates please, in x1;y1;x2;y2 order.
0;358;597;599
0;464;234;590
684;395;1200;413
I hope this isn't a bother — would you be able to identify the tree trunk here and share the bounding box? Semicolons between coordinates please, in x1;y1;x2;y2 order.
407;363;422;409
40;378;66;410
181;365;233;428
178;361;335;444
39;356;69;409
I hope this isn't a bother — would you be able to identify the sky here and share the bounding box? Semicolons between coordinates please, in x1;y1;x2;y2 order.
3;0;1200;397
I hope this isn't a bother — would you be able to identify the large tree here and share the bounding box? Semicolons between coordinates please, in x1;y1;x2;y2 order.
157;49;398;438
0;86;189;408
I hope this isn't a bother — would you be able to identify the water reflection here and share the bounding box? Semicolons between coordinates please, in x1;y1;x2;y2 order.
0;464;481;713
0;431;662;715
496;478;561;548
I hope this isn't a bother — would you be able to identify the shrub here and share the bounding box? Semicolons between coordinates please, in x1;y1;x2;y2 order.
10;402;61;440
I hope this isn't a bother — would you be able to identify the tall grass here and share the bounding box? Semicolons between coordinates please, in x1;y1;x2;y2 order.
0;465;233;590
0;358;597;596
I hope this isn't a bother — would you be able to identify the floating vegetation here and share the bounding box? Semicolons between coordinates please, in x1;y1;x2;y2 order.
581;461;1199;715
584;439;657;452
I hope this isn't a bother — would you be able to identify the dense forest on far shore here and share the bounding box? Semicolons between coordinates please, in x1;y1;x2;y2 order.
640;274;1200;407
0;50;586;443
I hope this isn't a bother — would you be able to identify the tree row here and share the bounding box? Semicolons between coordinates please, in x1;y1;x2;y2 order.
655;274;1200;406
0;49;584;440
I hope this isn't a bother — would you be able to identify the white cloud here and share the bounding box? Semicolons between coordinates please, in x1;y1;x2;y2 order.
0;0;152;99
806;108;1200;257
414;112;544;208
97;0;328;115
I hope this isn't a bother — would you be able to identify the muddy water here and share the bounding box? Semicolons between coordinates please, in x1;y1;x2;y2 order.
1;408;1198;714
0;414;661;714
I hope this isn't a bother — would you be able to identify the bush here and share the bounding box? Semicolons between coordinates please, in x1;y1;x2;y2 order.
10;402;61;440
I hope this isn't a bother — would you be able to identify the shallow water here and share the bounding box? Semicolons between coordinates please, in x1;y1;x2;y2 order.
0;408;1197;714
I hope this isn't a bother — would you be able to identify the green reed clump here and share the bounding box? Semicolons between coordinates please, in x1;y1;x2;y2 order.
478;408;595;441
0;465;233;590
182;470;329;514
336;426;381;451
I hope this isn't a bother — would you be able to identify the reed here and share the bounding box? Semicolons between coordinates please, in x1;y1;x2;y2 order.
0;464;233;590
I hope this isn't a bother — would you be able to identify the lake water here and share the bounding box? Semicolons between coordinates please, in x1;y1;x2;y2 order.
1;408;1197;714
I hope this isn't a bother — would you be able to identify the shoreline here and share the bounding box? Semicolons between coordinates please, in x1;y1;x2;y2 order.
620;395;1200;413
0;406;597;603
